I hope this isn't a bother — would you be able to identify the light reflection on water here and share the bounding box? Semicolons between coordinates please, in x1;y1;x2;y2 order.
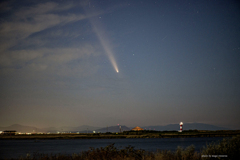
0;137;227;159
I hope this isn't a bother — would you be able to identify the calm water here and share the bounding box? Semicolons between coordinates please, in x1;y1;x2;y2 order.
0;137;228;159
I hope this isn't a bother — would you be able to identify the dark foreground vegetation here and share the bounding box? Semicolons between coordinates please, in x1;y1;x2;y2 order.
7;136;240;160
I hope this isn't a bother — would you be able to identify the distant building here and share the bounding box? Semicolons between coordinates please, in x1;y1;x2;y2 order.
2;130;17;135
179;122;183;132
131;126;143;131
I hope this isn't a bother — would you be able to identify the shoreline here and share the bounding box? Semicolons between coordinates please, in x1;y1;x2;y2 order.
1;130;239;140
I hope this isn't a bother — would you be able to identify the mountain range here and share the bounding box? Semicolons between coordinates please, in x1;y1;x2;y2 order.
0;123;230;133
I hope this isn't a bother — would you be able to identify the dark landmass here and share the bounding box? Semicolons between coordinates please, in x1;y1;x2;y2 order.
1;130;240;140
0;123;232;133
95;125;130;133
142;122;229;131
0;124;101;133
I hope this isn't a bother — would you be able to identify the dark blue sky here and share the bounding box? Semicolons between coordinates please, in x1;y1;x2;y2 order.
0;0;239;129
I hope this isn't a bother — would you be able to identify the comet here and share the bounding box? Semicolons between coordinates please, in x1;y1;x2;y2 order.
96;33;119;73
89;17;119;73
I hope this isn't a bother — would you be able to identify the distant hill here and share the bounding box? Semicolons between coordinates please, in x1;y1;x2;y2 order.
0;124;38;133
142;123;230;131
0;123;230;133
0;124;102;133
56;125;101;133
40;127;58;133
95;125;130;133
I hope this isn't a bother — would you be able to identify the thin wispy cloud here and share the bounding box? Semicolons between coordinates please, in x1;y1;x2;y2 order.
0;2;82;50
0;1;98;72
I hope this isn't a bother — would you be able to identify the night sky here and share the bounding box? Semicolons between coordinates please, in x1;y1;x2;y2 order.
0;0;240;129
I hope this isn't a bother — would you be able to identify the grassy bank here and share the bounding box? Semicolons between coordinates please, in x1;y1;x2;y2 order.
1;130;240;139
8;136;240;160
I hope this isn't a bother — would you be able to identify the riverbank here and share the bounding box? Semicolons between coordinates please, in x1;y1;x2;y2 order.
1;130;239;140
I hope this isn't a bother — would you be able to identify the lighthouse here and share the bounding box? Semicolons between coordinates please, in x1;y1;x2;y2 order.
179;122;183;132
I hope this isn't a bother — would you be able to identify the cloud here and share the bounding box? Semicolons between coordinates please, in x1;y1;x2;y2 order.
0;1;86;52
0;0;106;92
0;45;96;66
0;45;100;82
0;1;95;66
14;2;73;16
